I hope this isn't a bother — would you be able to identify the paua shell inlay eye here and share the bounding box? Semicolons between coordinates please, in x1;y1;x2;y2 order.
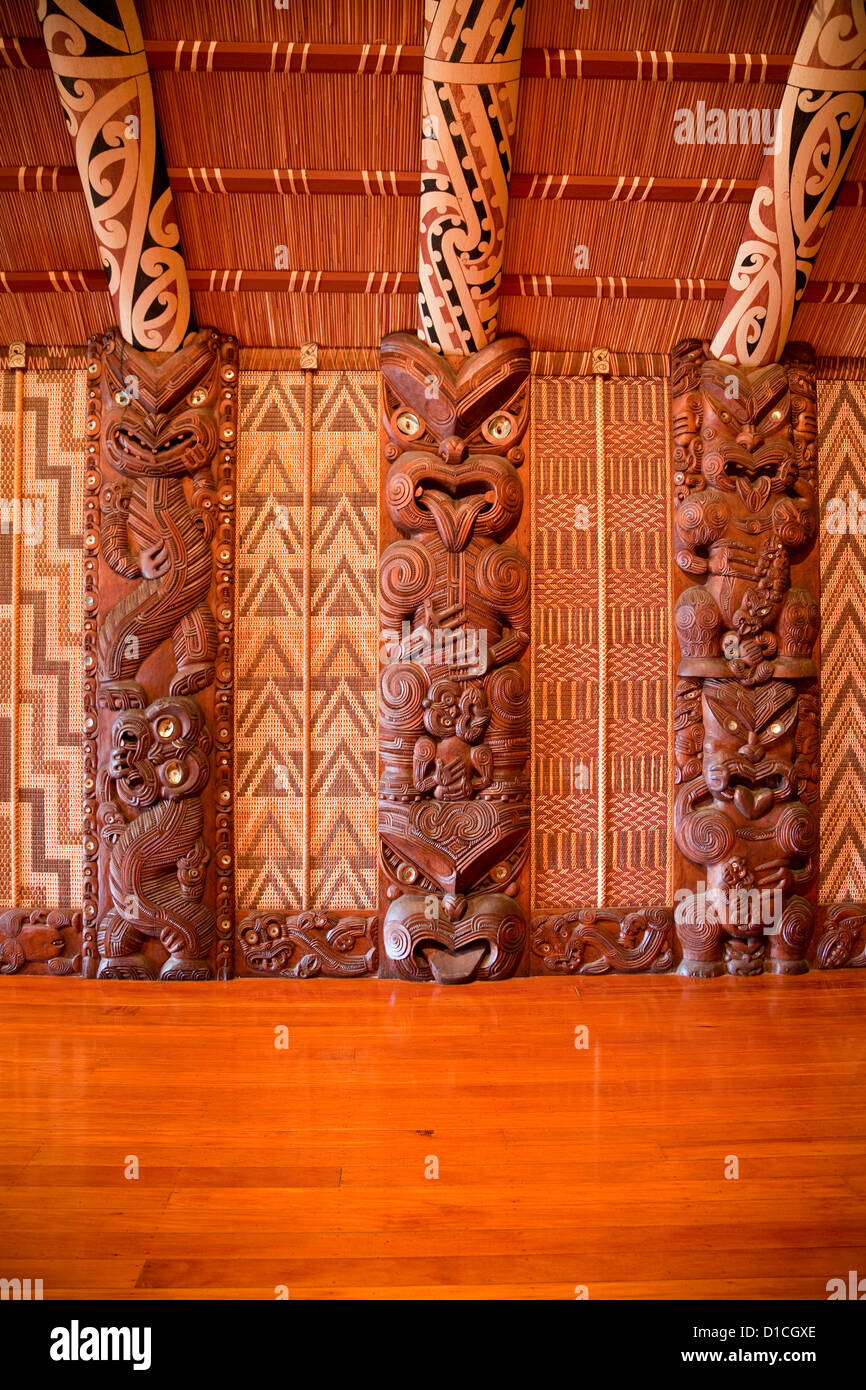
396;411;421;437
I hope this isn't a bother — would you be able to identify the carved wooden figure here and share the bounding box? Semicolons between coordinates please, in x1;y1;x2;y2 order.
84;329;237;980
378;333;531;982
671;340;820;975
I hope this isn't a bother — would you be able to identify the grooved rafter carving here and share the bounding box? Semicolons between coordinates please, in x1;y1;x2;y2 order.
671;339;820;976
378;332;531;983
83;328;236;980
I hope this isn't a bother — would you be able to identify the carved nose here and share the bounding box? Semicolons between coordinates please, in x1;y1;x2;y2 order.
738;741;762;763
736;426;757;452
438;435;466;465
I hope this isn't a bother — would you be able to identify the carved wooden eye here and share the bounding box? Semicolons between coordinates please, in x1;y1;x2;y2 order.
245;929;258;945
164;761;184;785
190;388;207;406
267;923;282;939
718;409;731;422
487;414;512;440
156;717;176;739
396;411;421;437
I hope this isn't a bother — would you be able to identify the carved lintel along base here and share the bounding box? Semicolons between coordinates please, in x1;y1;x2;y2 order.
0;908;81;976
815;905;866;970
237;912;378;978
532;907;675;975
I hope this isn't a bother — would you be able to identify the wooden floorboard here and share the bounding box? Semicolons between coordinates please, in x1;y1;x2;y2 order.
1;973;865;1300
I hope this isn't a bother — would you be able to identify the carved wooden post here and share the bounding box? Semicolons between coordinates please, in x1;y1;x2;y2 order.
82;329;237;979
671;340;820;975
377;333;531;983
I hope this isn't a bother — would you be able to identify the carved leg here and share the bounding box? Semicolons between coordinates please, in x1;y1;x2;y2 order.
676;918;725;978
170;605;217;698
96;912;156;980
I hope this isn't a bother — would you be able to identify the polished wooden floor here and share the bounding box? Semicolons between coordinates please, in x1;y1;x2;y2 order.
1;972;865;1300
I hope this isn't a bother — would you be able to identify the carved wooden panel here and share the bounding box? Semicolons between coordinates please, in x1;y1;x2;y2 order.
0;908;81;976
378;332;531;983
671;340;820;976
237;912;378;978
532;907;674;974
815;904;866;969
83;329;237;980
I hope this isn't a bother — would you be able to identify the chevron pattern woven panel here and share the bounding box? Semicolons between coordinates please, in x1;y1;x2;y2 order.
235;370;378;914
603;378;669;903
818;380;866;902
235;371;306;910
309;372;377;910
0;368;85;909
532;375;669;909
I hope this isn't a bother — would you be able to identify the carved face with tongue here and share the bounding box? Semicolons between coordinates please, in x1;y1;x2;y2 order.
702;677;798;819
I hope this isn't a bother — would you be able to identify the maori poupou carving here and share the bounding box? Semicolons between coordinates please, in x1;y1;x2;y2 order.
672;339;820;976
378;332;531;983
84;329;236;980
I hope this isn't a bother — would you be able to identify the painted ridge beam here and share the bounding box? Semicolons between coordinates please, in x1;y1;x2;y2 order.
37;0;192;351
2;270;864;304
6;166;866;206
1;37;796;82
710;0;866;367
417;0;526;354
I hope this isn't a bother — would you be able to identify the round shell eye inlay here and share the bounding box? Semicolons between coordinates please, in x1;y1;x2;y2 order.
164;761;184;786
396;411;421;436
156;717;176;739
488;414;512;439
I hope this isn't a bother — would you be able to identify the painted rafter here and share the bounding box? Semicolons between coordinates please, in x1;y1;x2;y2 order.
710;0;866;367
37;0;192;351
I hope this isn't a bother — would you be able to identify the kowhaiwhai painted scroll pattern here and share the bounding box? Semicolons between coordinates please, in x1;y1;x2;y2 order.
710;0;866;367
417;0;526;354
39;0;192;351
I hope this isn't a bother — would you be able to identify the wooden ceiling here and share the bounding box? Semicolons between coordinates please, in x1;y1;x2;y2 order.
1;0;864;353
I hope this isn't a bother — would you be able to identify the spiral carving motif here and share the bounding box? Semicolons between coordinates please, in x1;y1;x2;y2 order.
378;331;531;981
672;339;820;976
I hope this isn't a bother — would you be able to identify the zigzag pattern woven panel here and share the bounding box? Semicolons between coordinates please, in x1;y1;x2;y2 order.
603;378;669;903
235;371;378;913
818;380;866;902
532;376;669;909
0;368;85;908
309;372;377;910
534;377;598;907
235;372;306;910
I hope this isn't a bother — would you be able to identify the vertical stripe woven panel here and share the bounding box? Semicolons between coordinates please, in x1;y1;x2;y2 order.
603;378;669;903
309;373;378;910
533;377;598;908
532;375;669;910
0;368;13;903
0;368;84;908
236;371;306;910
818;379;866;902
235;370;378;914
